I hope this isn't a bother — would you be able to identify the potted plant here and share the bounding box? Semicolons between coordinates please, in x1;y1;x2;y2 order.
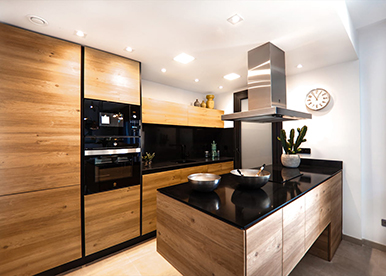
142;152;155;167
277;125;307;168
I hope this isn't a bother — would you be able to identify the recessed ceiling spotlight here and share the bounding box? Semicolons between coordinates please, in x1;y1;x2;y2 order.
173;53;195;64
227;14;244;25
161;68;167;73
125;46;134;52
75;30;87;38
219;86;223;89
297;64;303;69
194;79;199;82
27;15;48;26
224;73;240;80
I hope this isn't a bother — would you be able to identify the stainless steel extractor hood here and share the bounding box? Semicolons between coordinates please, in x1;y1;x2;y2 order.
222;42;311;123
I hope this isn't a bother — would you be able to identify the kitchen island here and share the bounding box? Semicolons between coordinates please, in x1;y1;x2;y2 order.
156;159;342;276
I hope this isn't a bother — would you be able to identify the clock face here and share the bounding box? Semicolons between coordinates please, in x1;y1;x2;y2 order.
305;88;330;111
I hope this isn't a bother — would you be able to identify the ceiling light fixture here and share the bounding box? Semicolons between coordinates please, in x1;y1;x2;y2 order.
161;68;167;73
224;73;240;80
75;30;87;38
27;15;48;26
227;14;244;25
219;86;223;89
173;53;195;64
195;79;199;82
125;46;133;52
297;64;303;69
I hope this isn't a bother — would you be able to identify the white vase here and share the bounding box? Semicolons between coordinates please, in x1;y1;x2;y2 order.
281;154;301;168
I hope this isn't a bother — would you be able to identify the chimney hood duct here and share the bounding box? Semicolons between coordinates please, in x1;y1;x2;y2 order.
221;42;311;123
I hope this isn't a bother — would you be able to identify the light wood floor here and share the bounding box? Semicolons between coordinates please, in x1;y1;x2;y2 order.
63;239;386;276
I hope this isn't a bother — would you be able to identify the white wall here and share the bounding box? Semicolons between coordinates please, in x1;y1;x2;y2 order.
213;91;234;128
142;79;204;105
284;60;362;240
358;19;386;246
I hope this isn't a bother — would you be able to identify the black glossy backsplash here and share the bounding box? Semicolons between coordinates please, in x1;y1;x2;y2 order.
142;124;234;162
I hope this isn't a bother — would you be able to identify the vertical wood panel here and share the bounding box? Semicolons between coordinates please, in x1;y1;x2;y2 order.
329;172;342;258
305;186;320;250
0;23;81;195
246;210;283;276
85;186;140;255
157;192;245;276
84;47;140;105
283;196;305;276
0;185;81;275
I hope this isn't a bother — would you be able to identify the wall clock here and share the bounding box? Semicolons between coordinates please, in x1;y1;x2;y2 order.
305;88;330;111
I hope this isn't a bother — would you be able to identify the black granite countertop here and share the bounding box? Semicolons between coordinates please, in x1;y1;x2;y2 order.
158;159;342;230
142;157;234;174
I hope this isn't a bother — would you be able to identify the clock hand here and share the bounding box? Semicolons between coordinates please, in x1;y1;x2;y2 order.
311;91;317;99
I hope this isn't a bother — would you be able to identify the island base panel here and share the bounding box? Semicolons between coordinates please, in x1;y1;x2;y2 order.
157;192;245;276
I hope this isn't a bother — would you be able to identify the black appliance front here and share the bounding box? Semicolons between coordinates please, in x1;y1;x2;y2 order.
84;147;141;195
84;98;141;137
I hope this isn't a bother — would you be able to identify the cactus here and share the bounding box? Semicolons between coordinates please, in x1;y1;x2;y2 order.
277;125;307;154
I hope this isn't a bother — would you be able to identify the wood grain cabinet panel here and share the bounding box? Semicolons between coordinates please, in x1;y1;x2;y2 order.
142;170;183;234
208;161;234;175
157;192;245;276
305;186;321;251
0;23;81;195
283;196;305;276
142;98;188;126
187;106;224;128
84;186;140;255
246;210;283;276
0;185;81;276
84;47;140;105
328;172;342;258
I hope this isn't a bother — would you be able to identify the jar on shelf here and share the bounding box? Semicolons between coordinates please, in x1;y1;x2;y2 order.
206;94;214;109
200;100;206;108
194;99;200;106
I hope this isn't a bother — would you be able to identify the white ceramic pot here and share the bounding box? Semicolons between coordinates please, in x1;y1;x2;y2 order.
281;154;301;168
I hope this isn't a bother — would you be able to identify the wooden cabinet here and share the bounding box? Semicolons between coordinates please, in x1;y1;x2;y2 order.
283;196;305;276
0;23;81;196
84;47;140;105
328;172;342;258
305;185;321;250
142;97;224;128
187;106;224;128
84;186;140;255
142;161;234;234
246;209;283;276
0;185;81;276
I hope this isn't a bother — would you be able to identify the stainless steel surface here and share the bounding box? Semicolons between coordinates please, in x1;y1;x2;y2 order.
221;42;311;123
221;107;312;122
85;148;141;156
230;169;271;189
188;173;221;192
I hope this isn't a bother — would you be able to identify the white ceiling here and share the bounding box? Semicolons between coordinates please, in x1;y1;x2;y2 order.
0;1;385;95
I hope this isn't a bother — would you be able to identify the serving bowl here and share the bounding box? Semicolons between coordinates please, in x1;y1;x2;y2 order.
188;173;221;192
230;169;271;189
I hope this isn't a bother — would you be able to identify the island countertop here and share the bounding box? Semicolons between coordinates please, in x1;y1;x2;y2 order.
158;158;342;229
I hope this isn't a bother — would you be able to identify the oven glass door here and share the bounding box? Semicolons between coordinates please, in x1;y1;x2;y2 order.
84;149;141;195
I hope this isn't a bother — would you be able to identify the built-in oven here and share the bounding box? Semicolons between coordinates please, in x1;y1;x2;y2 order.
83;99;141;195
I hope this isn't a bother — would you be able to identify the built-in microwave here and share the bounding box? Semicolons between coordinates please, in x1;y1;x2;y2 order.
83;99;140;137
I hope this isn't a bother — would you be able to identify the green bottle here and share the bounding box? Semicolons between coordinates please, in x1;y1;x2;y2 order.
211;141;217;160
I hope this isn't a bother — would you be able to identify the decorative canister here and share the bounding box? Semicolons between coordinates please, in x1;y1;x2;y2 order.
281;154;301;168
194;99;200;106
206;95;215;109
200;100;206;108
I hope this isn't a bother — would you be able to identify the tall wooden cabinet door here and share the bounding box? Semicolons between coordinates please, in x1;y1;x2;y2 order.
283;196;305;276
246;210;283;276
85;186;140;255
142;170;182;234
0;23;81;195
0;185;81;276
84;47;140;105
